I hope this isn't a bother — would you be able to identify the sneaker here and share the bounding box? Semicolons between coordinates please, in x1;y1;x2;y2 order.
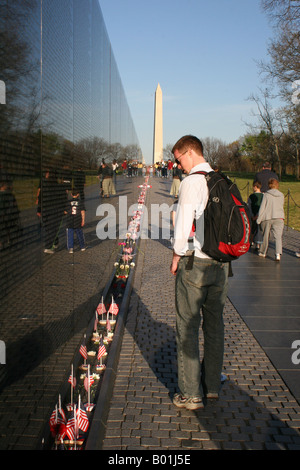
275;253;280;261
258;252;266;258
68;248;73;253
44;248;54;254
81;248;86;251
173;393;204;410
296;252;300;258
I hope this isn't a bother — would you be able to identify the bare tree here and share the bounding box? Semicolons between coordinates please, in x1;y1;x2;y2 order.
163;144;174;162
247;89;284;178
280;105;300;178
261;0;300;26
259;0;300;100
201;137;225;167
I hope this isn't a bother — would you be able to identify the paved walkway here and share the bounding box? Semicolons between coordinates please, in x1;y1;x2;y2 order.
0;175;299;451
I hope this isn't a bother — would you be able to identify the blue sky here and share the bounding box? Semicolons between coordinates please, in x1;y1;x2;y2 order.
99;0;275;163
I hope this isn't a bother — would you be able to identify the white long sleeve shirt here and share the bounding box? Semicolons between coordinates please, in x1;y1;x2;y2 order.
173;162;212;259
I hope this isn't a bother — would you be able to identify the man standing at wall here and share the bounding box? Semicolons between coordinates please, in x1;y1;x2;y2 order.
170;135;229;410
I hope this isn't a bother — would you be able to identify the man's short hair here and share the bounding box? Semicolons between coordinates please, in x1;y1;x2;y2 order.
172;135;203;156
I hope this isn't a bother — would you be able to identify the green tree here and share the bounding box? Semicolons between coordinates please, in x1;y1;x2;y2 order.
241;131;272;170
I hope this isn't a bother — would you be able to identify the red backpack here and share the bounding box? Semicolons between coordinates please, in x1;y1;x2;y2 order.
190;171;251;262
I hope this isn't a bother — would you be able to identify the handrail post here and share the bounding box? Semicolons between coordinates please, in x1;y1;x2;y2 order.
286;189;290;231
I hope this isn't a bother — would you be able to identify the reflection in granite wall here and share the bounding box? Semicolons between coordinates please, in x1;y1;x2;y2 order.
0;0;140;298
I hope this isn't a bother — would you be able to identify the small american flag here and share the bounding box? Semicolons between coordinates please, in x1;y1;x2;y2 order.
79;335;87;360
97;337;106;360
49;406;58;437
66;405;79;441
108;298;119;316
96;297;106;315
66;417;78;441
68;370;76;388
77;396;89;433
84;371;94;392
49;401;66;439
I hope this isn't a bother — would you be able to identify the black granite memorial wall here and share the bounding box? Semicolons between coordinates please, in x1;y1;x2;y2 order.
0;0;140;298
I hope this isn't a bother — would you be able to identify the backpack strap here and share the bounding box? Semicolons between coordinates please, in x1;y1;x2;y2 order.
187;170;211;232
182;170;214;270
189;170;209;177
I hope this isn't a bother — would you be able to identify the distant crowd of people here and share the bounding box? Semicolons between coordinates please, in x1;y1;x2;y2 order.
1;158;299;262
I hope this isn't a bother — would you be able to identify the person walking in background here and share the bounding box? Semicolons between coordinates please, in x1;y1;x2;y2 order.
247;180;263;250
170;135;229;410
169;162;182;199
64;188;86;253
121;159;127;176
101;161;116;197
255;162;278;193
127;162;133;178
167;159;173;178
37;169;65;254
257;178;285;261
97;158;105;197
112;159;118;185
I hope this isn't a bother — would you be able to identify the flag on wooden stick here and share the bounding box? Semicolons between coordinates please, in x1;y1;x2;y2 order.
79;334;88;369
108;296;119;317
77;395;89;433
97;336;106;361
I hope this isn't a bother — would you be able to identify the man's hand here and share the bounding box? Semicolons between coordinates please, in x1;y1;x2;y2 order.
170;252;181;275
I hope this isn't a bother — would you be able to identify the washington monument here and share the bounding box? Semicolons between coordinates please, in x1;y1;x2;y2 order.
153;83;163;164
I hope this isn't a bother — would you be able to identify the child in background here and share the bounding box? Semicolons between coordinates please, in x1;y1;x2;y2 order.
64;188;86;253
247;180;263;250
